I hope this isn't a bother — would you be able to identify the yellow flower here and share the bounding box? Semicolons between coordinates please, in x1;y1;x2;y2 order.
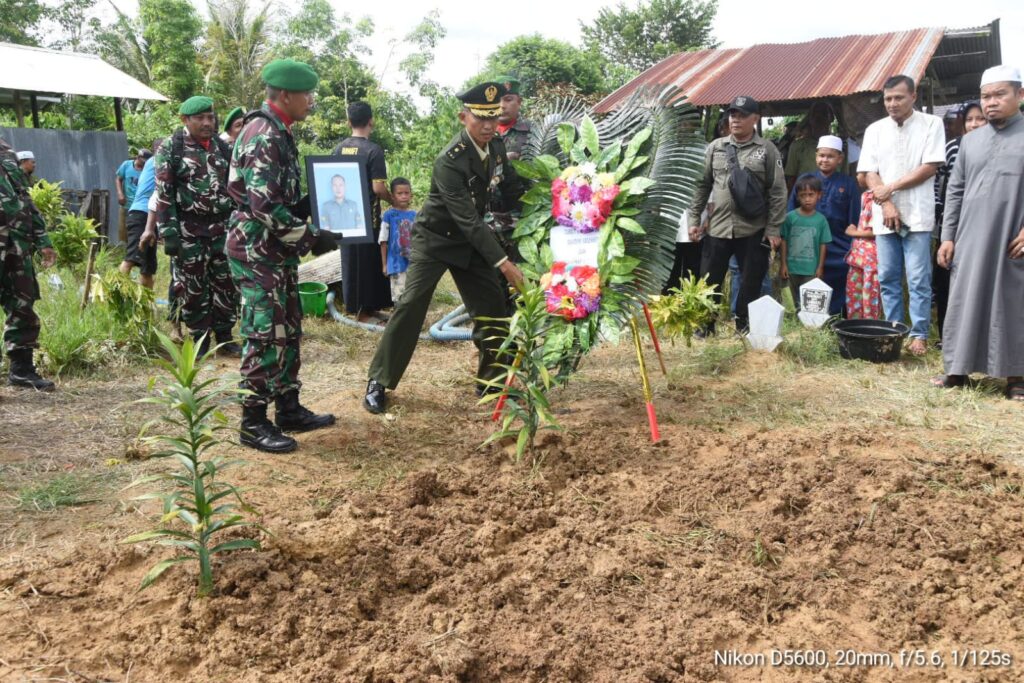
540;273;552;290
594;172;615;189
560;166;579;181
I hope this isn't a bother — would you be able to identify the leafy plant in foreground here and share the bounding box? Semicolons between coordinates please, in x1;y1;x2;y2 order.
648;273;718;347
27;178;65;229
480;285;564;462
91;268;157;340
123;332;260;597
48;213;98;268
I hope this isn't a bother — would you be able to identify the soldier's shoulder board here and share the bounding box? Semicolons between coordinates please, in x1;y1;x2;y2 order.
446;142;467;160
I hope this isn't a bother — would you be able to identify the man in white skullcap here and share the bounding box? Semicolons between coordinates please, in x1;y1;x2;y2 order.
15;151;35;183
934;65;1024;400
786;133;862;314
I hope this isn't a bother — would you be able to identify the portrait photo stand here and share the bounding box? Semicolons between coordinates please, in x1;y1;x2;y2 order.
305;155;375;245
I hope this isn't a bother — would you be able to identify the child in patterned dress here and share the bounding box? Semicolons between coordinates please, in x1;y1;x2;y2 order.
844;191;881;319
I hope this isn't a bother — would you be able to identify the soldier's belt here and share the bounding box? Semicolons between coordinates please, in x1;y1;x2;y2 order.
180;210;232;227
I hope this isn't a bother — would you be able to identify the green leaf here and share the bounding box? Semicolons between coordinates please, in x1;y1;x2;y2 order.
580;116;600;156
534;155;562;181
570;141;587;163
510;158;541;180
616;216;646;234
515;428;531;461
625;127;652;160
608;231;626;259
518;237;539;265
210;538;260;554
621;177;656;196
611;255;641;275
593;139;622;171
139;557;190;590
557;123;576;157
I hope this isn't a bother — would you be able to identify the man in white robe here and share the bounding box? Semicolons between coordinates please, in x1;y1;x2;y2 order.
935;65;1024;400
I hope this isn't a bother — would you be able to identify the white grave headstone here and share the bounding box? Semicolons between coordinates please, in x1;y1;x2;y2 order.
549;225;600;268
797;278;832;328
747;295;784;351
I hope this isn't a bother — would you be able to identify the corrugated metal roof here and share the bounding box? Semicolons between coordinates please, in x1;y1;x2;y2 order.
595;27;946;113
0;42;167;101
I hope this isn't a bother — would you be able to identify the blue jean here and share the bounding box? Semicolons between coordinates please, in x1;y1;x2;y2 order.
729;255;772;316
875;230;933;339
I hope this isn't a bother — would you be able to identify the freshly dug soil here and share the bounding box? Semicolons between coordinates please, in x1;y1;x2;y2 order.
3;382;1023;682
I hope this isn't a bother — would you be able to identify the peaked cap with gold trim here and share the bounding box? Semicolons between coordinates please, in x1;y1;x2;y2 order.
457;81;507;118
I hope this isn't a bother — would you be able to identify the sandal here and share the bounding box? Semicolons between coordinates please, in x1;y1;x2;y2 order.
931;374;967;389
907;338;927;356
1006;381;1024;402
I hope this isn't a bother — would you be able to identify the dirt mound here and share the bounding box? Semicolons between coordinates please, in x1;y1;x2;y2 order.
3;415;1023;682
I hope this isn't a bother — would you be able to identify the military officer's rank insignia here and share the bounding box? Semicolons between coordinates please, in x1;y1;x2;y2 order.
485;85;498;103
446;142;466;160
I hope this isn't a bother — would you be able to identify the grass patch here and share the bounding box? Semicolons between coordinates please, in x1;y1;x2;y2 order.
669;336;746;380
780;325;842;368
12;472;102;511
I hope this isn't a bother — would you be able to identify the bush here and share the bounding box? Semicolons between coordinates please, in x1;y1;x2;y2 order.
48;214;99;269
28;179;66;229
32;269;157;376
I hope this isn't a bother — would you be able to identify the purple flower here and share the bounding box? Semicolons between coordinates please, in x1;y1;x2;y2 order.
569;183;592;204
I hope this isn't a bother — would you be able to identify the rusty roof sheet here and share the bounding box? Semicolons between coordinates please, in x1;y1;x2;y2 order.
595;27;945;113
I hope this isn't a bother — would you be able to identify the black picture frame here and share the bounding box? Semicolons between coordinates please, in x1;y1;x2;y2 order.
305;155;374;244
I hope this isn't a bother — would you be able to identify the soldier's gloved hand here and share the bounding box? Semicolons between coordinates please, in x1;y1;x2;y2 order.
311;229;338;256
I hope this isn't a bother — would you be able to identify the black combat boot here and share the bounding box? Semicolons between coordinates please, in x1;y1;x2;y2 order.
274;391;336;432
215;329;243;357
7;349;55;391
240;404;297;453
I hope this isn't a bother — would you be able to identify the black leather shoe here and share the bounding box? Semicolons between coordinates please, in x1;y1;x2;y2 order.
7;349;55;391
363;380;387;414
275;391;335;432
240;404;296;453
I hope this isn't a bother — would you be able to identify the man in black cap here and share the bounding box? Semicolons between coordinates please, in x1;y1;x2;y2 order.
363;81;526;414
688;95;787;334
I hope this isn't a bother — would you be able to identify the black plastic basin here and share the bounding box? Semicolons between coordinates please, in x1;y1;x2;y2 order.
833;319;910;363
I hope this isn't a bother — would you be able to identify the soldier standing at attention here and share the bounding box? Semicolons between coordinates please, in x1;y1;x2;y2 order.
363;82;525;414
496;77;531;161
226;59;336;453
154;96;241;357
0;137;56;391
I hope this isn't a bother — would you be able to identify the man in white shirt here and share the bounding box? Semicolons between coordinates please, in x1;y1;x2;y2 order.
858;74;946;355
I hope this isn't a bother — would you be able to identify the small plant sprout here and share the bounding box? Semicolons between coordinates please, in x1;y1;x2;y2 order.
647;274;718;347
123;331;261;597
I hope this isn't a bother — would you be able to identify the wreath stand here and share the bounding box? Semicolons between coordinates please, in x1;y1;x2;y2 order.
492;302;667;443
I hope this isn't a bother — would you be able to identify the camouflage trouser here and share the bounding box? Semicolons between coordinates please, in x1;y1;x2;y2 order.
1;235;41;355
228;257;302;408
177;232;238;336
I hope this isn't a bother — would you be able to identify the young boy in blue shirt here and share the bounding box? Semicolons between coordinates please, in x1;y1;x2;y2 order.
781;175;832;312
379;178;416;301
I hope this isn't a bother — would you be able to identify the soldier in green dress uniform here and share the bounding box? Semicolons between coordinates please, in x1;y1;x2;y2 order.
363;81;526;414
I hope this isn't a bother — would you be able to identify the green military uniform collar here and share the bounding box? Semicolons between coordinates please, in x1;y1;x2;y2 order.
465;130;489;161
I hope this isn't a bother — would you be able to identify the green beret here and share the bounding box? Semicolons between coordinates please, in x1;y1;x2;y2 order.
178;96;214;116
261;59;319;92
457;82;507;118
223;106;244;131
497;76;521;96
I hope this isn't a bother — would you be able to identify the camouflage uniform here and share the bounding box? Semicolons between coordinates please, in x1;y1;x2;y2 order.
0;137;50;355
490;117;532;235
154;130;238;340
226;105;317;408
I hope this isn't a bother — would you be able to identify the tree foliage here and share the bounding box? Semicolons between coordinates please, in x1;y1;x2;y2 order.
0;0;48;45
581;0;719;74
140;0;203;103
202;0;273;110
477;35;607;98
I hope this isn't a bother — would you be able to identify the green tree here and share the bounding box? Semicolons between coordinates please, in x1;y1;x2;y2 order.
140;0;203;102
479;35;607;97
581;0;719;74
202;0;273;110
397;10;445;93
0;0;48;45
93;5;152;88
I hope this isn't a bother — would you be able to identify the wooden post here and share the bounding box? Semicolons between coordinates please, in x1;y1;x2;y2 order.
81;241;100;310
30;94;40;128
13;90;25;127
113;97;124;131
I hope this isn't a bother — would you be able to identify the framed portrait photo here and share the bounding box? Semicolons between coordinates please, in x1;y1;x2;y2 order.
306;156;374;244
